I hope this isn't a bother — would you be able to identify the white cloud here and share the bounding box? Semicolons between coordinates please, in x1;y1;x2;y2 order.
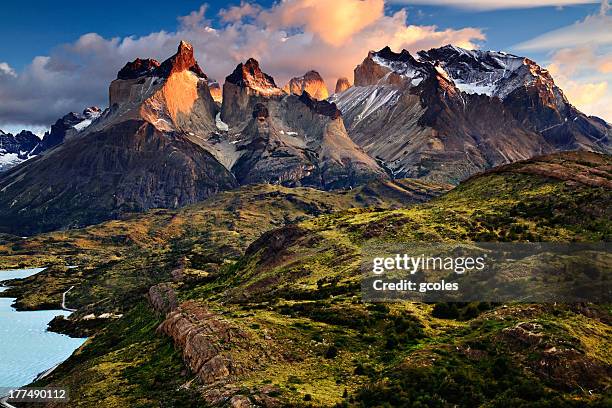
514;1;612;121
0;0;485;127
0;62;16;78
515;0;611;50
389;0;599;10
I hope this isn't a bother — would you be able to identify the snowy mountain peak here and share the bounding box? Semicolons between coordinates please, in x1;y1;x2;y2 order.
417;45;554;100
355;47;428;87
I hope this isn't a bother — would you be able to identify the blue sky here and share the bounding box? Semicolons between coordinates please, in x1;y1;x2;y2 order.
0;0;609;132
0;1;600;69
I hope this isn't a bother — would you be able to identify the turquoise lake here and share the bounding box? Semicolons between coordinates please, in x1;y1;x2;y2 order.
0;268;86;388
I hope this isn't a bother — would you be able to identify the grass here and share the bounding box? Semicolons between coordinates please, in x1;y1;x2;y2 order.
6;152;611;407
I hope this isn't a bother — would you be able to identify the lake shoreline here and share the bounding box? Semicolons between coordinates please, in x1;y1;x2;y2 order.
0;268;87;389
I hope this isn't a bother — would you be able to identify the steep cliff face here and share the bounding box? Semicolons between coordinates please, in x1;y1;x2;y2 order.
87;41;220;150
0;120;237;234
283;70;329;100
332;45;610;183
207;79;223;103
0;42;237;234
221;58;386;189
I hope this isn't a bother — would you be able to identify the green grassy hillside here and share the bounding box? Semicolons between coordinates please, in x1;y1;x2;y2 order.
6;152;610;407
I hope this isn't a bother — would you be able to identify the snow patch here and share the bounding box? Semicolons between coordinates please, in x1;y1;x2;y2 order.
216;113;229;131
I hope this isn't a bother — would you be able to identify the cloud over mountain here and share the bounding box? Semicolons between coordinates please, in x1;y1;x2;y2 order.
515;0;612;120
0;0;484;127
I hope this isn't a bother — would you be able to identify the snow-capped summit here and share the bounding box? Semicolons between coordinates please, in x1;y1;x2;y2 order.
0;130;40;171
333;44;610;183
354;46;429;87
417;45;554;100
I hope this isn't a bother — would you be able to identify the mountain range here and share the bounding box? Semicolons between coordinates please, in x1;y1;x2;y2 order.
0;41;609;234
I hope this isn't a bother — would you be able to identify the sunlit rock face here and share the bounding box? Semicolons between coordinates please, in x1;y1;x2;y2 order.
332;45;611;184
220;58;285;127
219;58;385;188
282;70;329;100
0;41;237;234
334;77;351;94
101;40;218;138
207;79;223;103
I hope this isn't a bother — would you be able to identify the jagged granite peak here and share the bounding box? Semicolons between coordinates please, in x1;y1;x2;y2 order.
283;70;329;100
333;44;610;184
354;46;428;87
97;41;219;139
335;77;351;94
0;130;40;171
156;40;207;79
221;58;284;126
116;41;206;81
117;58;161;80
225;58;284;96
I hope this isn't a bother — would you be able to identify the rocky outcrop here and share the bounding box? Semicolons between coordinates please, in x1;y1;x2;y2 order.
500;321;612;391
282;70;329;100
148;283;178;315
334;77;351;94
158;301;263;384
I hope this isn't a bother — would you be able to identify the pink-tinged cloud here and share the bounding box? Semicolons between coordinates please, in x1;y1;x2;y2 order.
516;1;612;121
390;0;600;10
0;0;486;127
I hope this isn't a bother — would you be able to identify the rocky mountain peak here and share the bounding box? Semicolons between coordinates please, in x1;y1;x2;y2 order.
0;130;40;171
156;40;207;79
283;70;329;100
117;58;161;80
355;46;427;87
375;46;415;64
335;77;351;94
116;41;206;81
416;45;556;100
226;58;283;97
